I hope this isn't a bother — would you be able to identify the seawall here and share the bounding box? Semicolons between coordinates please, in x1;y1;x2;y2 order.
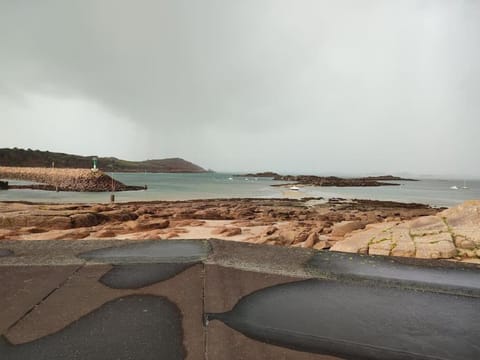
1;239;478;359
0;166;142;192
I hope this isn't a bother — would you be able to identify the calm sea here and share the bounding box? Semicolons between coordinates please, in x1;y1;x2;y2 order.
1;173;479;207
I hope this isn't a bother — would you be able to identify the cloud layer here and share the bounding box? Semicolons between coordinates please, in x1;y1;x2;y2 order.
1;0;479;175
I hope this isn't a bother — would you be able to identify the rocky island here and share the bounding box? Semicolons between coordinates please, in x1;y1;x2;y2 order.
236;172;280;178
272;174;417;187
236;172;417;187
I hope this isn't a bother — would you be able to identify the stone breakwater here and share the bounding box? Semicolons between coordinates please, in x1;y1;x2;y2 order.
0;167;143;192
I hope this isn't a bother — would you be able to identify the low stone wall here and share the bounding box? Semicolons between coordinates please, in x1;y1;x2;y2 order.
0;166;141;192
0;239;478;359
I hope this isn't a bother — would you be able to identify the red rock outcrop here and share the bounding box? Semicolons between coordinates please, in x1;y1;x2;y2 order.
5;197;473;261
331;200;480;263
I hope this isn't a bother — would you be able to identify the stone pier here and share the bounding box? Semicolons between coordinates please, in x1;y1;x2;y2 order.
0;166;143;192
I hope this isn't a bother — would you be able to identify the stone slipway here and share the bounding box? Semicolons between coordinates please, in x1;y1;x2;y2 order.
1;239;479;359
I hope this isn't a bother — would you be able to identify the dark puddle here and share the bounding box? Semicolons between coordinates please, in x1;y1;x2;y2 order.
0;249;14;258
307;252;480;296
0;295;185;360
100;263;196;289
79;240;210;264
207;279;480;360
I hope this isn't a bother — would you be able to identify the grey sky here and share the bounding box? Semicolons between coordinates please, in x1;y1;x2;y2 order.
1;0;479;176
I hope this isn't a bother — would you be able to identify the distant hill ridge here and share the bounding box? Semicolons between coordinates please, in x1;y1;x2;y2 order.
0;148;207;173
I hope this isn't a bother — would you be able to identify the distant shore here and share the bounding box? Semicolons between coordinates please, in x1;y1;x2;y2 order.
0;148;207;173
0;166;143;192
236;172;418;187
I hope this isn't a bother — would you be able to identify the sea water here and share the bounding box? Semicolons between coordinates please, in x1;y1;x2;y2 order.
0;173;281;203
305;179;480;207
0;173;479;207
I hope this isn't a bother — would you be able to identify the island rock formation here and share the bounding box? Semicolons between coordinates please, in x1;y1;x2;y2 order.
272;175;417;187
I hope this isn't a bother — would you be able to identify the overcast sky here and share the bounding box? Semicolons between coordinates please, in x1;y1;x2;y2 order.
1;0;479;176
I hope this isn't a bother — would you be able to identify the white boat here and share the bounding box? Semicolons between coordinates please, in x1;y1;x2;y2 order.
462;180;469;189
228;177;233;181
450;186;459;190
289;185;300;191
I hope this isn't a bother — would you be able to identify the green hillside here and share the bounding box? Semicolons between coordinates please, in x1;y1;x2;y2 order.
0;148;207;173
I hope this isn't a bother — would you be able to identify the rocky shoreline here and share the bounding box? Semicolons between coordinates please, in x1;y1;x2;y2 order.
0;167;143;192
1;195;478;263
272;174;417;187
1;197;478;264
236;172;417;187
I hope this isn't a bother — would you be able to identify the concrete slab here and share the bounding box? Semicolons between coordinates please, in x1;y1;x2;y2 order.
1;295;185;360
207;278;480;360
0;249;14;257
1;239;479;359
205;264;303;314
79;239;211;264
307;251;480;297
207;239;313;277
4;263;204;360
0;266;80;334
207;321;343;360
0;240;145;266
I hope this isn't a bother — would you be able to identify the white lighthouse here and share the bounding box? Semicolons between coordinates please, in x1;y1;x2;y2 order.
92;157;99;172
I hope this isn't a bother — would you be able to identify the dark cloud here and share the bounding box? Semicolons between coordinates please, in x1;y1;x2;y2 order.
1;0;479;175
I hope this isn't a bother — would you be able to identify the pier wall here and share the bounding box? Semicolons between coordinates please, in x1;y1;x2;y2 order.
1;239;479;359
0;166;138;192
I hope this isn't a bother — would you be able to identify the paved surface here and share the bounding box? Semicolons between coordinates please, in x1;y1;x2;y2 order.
307;251;480;296
79;240;211;264
1;295;185;360
1;239;479;359
208;279;479;359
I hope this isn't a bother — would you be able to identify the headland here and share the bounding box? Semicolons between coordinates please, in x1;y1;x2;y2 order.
0;148;207;173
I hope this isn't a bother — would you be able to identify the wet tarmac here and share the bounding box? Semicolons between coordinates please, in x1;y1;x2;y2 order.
307;251;480;296
100;263;197;289
0;249;13;258
0;295;185;360
79;240;210;264
208;279;480;360
2;239;479;359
